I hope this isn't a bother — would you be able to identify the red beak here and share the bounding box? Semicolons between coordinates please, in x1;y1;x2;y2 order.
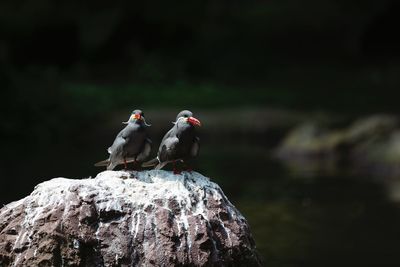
187;116;201;126
133;114;142;120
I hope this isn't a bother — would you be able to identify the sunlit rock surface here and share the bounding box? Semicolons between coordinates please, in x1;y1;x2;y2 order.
0;171;261;266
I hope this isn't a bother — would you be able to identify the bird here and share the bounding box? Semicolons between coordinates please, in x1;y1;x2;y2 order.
143;110;201;173
95;109;152;170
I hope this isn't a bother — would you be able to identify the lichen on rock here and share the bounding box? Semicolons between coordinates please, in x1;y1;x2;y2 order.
0;170;261;266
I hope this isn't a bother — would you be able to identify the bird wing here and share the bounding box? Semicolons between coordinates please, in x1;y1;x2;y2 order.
159;128;175;147
141;157;159;167
136;138;152;162
94;159;110;167
154;161;168;170
108;126;130;155
190;136;200;157
159;136;179;162
108;136;126;155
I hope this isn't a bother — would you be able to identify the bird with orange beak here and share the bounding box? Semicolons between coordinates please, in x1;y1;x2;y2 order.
95;109;152;170
143;110;201;173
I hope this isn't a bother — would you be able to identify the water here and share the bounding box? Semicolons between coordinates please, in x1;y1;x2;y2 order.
3;128;400;266
200;140;400;267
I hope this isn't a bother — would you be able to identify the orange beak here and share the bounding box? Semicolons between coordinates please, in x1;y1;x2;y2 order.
133;114;142;120
187;116;201;126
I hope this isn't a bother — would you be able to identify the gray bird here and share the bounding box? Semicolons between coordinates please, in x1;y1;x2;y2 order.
95;109;152;170
143;110;201;172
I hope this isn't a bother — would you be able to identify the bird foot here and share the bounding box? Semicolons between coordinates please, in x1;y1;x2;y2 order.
173;169;181;175
124;158;128;170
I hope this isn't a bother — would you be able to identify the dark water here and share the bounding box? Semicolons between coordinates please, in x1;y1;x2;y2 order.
199;138;400;267
3;131;400;267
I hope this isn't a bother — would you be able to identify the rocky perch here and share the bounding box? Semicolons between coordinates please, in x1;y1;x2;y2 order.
0;171;261;266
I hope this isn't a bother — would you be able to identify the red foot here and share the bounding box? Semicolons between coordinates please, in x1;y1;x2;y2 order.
172;161;181;174
124;158;128;170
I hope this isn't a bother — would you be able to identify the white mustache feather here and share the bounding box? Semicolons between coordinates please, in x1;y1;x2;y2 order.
122;117;151;126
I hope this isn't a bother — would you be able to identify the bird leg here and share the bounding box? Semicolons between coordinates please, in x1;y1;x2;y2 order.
124;157;128;170
131;159;138;179
173;161;181;175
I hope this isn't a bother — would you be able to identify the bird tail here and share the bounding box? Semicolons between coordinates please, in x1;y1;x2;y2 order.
142;157;159;168
95;157;138;170
154;162;168;170
94;159;110;167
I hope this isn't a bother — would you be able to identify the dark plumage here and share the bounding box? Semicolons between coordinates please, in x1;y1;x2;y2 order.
95;110;152;170
143;110;201;171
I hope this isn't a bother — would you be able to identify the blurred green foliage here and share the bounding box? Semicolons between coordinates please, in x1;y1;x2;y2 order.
1;0;400;121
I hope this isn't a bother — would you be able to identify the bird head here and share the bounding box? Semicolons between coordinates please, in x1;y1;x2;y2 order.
174;110;201;127
123;109;151;126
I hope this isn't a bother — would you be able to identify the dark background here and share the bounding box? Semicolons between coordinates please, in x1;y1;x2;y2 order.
2;1;400;266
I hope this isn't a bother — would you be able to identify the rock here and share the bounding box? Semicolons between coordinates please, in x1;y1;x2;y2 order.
277;115;398;158
345;115;398;144
275;122;331;157
0;171;261;266
274;115;400;176
350;130;400;177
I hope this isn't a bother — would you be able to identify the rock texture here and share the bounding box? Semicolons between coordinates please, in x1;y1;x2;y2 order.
0;171;261;266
